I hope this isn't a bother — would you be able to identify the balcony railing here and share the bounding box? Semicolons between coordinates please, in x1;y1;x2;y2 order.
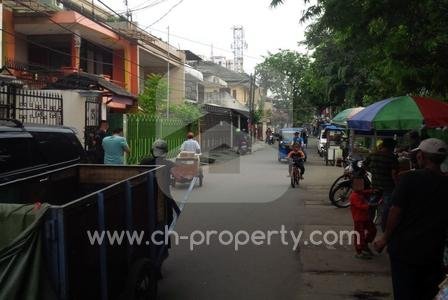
3;58;123;90
3;58;63;89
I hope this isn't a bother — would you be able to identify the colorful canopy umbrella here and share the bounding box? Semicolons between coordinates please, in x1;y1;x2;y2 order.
347;96;448;131
331;107;364;126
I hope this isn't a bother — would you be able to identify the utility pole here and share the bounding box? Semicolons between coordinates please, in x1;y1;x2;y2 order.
124;0;130;20
249;74;254;142
166;26;170;118
252;75;257;139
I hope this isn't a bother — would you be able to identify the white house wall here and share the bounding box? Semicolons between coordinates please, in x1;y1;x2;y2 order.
60;90;86;145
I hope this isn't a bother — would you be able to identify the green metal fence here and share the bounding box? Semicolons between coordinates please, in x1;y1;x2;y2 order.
124;114;189;164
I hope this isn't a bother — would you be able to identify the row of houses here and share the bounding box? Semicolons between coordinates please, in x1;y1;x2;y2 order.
0;0;271;151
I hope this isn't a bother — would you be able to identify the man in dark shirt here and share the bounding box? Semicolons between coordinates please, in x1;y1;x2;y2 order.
364;138;399;230
140;139;178;216
374;138;448;300
93;120;109;164
141;140;180;260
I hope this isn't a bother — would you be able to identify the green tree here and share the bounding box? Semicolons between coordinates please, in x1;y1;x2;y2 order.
256;50;315;124
170;102;203;125
138;74;167;115
271;0;448;101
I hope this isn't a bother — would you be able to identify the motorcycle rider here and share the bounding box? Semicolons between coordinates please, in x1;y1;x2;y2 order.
292;131;304;146
292;131;307;162
287;143;305;179
265;127;273;143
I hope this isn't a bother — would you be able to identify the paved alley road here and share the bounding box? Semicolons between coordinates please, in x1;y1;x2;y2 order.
159;140;393;300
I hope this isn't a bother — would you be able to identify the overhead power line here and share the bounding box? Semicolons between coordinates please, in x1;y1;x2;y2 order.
95;0;260;61
143;0;184;29
149;27;260;61
0;28;188;93
8;0;261;91
130;0;169;13
6;0;190;87
117;0;168;14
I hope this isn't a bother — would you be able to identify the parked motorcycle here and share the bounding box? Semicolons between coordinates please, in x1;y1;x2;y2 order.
329;159;371;208
369;190;384;226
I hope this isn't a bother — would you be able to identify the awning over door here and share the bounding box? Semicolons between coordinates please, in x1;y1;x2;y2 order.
47;72;137;108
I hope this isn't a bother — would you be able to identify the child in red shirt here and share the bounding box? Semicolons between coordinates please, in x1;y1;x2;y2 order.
350;176;377;259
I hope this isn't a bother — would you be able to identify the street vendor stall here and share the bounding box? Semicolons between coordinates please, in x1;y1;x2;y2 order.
348;96;448;131
329;96;448;209
321;125;346;166
329;107;365;165
347;95;448;168
331;107;364;127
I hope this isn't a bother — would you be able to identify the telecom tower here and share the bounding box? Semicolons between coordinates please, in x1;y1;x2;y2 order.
231;26;248;73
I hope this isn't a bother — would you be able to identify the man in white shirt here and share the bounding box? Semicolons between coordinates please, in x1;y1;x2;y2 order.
180;132;201;154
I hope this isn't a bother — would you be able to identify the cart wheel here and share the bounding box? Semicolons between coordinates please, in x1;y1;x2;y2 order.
122;259;157;300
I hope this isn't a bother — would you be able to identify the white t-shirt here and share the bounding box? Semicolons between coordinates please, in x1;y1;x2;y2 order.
180;139;201;153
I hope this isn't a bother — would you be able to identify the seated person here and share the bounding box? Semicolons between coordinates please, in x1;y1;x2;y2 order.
291;131;307;161
287;143;305;179
180;132;201;154
291;131;304;146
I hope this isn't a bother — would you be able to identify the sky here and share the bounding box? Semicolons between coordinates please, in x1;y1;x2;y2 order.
101;0;311;72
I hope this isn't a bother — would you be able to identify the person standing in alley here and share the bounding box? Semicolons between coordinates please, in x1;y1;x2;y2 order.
141;139;180;267
301;130;308;148
374;138;448;300
92;120;109;163
349;174;377;259
102;128;130;165
364;138;399;231
265;127;272;143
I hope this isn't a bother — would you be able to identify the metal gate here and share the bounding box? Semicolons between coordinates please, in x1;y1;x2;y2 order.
0;85;63;125
84;96;101;149
0;86;14;119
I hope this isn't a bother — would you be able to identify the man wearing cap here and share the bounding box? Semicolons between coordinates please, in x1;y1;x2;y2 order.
141;139;177;208
374;138;448;300
141;140;180;266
